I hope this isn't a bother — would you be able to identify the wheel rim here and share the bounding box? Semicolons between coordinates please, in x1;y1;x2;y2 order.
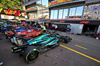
62;40;65;42
27;51;39;61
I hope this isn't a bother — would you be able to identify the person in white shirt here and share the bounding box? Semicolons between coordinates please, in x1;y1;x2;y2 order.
34;23;36;27
55;25;57;31
40;24;43;28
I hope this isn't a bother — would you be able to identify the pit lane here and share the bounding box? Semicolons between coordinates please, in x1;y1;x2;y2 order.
0;31;100;66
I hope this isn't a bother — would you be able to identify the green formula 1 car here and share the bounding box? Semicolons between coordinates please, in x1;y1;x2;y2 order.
11;34;72;63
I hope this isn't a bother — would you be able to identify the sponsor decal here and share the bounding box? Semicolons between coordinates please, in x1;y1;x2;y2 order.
80;21;89;24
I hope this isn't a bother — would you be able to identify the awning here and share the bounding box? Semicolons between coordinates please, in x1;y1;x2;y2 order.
44;19;100;25
8;20;18;22
26;19;38;22
44;19;81;24
19;18;26;21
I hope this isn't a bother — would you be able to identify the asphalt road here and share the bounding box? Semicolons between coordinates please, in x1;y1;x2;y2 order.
0;31;100;66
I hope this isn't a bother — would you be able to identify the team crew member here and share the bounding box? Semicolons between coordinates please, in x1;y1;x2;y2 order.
42;25;46;32
46;24;49;30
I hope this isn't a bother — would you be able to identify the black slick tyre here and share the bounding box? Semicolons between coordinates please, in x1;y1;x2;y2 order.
23;46;40;63
64;36;71;43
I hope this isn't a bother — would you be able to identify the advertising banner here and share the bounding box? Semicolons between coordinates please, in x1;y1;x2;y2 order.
83;3;100;19
25;7;36;12
0;8;20;16
1;15;14;19
49;0;72;7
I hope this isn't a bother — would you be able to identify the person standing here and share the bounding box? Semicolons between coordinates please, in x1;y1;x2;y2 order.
21;22;23;26
46;24;49;30
55;25;57;31
52;24;55;30
23;21;25;25
40;24;43;28
31;23;34;27
86;27;90;36
34;23;36;27
42;25;46;32
66;25;71;33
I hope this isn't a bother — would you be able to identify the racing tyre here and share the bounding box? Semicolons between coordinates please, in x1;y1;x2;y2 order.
23;46;40;63
64;36;71;43
64;39;68;43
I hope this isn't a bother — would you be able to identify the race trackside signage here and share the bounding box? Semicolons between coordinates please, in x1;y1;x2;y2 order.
49;0;72;7
0;8;20;16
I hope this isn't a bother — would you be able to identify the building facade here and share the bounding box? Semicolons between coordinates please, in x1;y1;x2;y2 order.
22;0;100;35
22;0;49;20
44;0;100;35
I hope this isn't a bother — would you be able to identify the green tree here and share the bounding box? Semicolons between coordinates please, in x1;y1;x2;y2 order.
0;0;22;10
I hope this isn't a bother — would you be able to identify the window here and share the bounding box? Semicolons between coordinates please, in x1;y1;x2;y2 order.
37;0;48;10
42;0;48;8
28;13;36;19
69;7;76;18
58;9;63;19
38;10;42;19
37;0;41;4
69;6;84;19
54;10;58;19
37;0;42;10
22;0;25;4
50;10;58;19
43;9;49;19
63;9;68;19
75;6;84;18
50;10;54;19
